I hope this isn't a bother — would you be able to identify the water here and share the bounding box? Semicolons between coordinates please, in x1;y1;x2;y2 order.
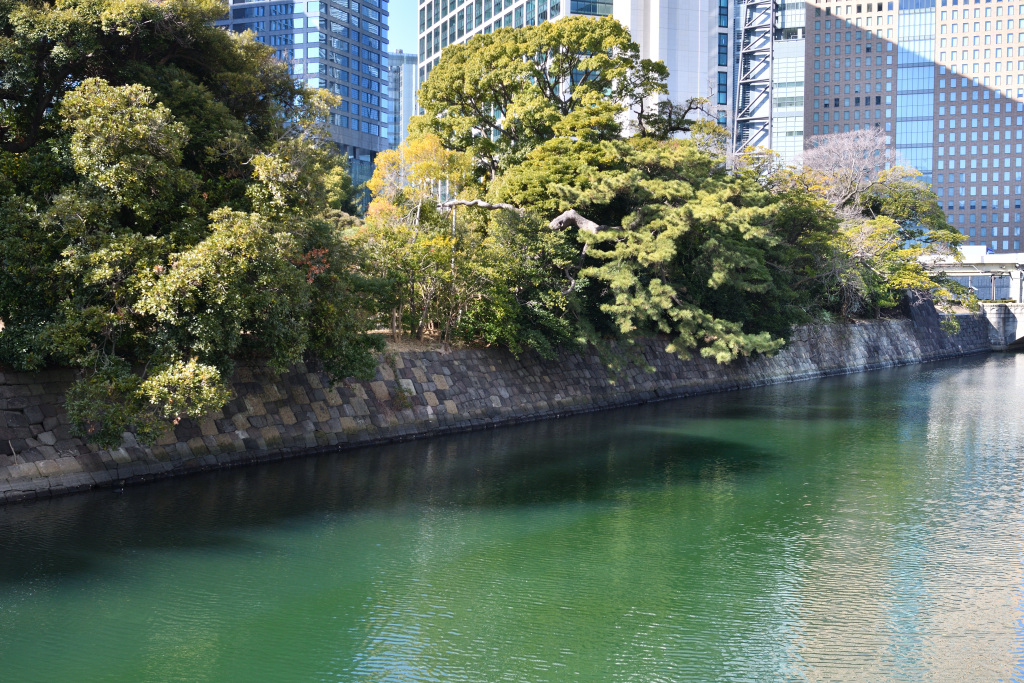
1;354;1024;681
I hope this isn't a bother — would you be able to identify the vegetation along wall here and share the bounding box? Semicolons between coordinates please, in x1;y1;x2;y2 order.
0;314;992;505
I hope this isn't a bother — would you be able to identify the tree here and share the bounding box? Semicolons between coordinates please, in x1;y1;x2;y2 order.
799;130;973;319
0;0;380;447
404;17;825;362
494;136;825;362
413;16;703;180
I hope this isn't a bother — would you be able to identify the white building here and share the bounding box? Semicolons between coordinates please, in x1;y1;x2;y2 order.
613;0;732;128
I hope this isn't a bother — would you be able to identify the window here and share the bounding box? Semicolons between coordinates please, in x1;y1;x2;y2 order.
718;34;728;66
719;0;728;27
717;72;728;105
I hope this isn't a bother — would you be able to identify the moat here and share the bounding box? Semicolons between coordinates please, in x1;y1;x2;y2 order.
0;353;1021;681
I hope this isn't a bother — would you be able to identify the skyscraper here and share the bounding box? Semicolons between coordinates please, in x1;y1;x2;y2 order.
614;0;734;129
218;0;391;187
388;50;420;149
735;0;1024;252
416;0;621;83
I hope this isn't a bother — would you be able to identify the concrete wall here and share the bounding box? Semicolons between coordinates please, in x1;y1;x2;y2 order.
979;302;1024;349
0;315;992;505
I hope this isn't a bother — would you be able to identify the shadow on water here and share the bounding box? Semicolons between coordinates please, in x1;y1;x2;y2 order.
0;409;778;584
0;354;992;586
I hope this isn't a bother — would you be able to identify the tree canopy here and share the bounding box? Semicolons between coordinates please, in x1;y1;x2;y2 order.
0;0;380;446
368;18;970;363
414;16;704;180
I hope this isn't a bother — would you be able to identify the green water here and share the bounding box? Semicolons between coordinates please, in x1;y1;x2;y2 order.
2;354;1024;681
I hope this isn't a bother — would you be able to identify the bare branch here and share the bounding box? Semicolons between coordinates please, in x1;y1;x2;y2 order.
800;129;899;216
437;198;525;214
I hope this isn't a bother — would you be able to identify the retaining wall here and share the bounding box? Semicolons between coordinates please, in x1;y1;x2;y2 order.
0;314;993;504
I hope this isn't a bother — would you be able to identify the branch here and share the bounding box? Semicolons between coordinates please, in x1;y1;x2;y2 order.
438;198;525;214
547;209;617;234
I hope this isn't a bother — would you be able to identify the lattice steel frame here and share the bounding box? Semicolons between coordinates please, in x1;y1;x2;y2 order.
733;0;775;152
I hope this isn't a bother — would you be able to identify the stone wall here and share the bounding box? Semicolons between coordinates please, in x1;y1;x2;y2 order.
0;314;993;504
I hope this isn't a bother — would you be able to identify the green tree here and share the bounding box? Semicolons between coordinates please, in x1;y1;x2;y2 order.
0;0;380;446
414;16;705;180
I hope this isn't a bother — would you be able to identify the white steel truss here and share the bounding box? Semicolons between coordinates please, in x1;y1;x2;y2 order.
733;0;775;152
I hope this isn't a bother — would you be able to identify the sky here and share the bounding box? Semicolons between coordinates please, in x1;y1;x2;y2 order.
388;0;420;55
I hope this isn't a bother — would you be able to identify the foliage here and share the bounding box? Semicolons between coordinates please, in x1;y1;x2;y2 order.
497;137;825;362
0;0;379;446
413;16;704;180
800;132;973;318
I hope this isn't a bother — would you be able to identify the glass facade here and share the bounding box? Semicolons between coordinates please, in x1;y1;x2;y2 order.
792;0;1024;252
896;0;935;183
418;0;570;81
218;0;391;187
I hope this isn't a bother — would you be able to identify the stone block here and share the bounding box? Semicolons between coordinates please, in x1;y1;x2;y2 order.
37;431;57;446
4;462;40;480
243;395;267;416
279;405;297;425
23;405;44;425
187;437;209;458
259;426;282;446
200;418;219;437
54;456;83;475
231;413;251;431
444;400;458;414
412;367;427;383
370;381;390;401
310;401;331;422
398;378;416;394
324;388;344;406
155;427;177;447
423;391;439;407
432;374;449;390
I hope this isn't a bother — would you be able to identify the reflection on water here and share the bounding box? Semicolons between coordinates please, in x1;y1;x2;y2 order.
1;354;1023;681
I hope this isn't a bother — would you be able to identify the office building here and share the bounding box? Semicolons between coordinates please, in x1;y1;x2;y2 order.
614;0;735;130
388;50;420;148
735;0;1024;252
218;0;391;187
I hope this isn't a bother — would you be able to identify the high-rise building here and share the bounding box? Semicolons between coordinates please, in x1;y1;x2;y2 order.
614;0;734;129
217;0;391;187
735;0;1024;253
416;0;621;84
388;50;420;148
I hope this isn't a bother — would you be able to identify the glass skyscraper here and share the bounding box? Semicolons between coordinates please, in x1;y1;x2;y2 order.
218;0;391;187
388;50;420;149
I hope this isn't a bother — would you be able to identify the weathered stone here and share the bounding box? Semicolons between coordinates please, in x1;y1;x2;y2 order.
369;381;390;401
310;401;331;422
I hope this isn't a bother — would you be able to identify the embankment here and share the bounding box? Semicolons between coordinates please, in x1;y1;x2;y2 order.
0;314;992;504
